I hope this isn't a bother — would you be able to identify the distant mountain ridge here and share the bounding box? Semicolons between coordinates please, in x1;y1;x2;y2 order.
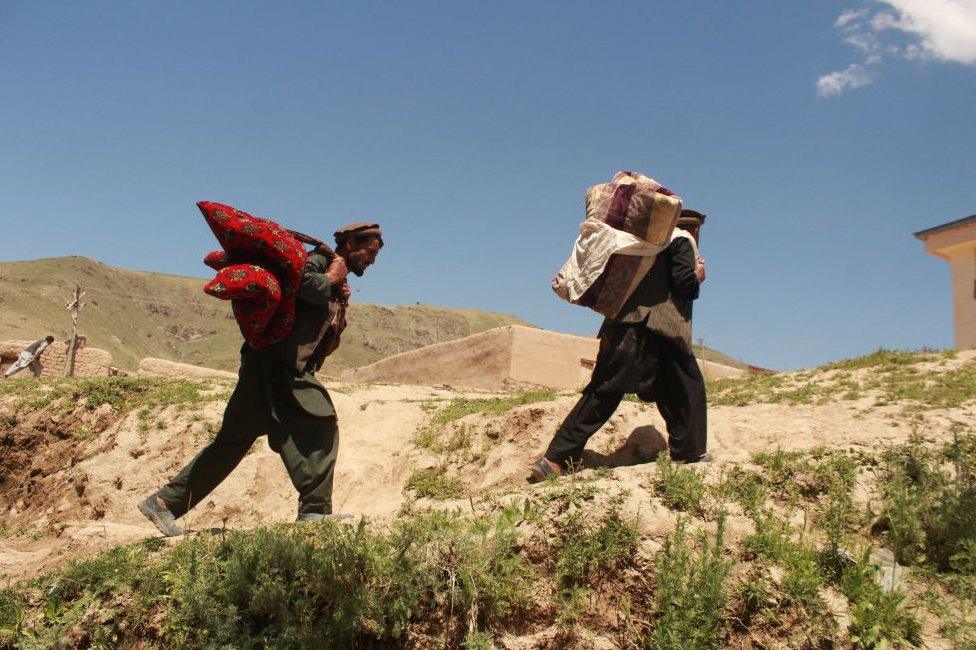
0;256;534;374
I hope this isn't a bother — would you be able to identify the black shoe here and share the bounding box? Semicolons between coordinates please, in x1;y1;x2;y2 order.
138;495;184;537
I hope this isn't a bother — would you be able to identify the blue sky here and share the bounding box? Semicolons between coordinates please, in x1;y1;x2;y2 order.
1;1;974;370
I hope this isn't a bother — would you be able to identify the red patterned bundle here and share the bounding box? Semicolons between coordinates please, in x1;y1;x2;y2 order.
198;201;308;348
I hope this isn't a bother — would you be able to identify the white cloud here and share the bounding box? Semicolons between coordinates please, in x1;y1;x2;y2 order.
844;32;880;52
870;12;899;31
818;0;976;96
817;63;875;97
875;0;976;64
836;9;869;27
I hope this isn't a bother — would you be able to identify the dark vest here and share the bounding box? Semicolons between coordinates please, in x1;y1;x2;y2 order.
611;238;695;351
261;293;347;375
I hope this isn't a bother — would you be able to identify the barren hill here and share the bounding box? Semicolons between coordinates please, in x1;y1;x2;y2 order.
0;349;973;646
0;256;533;374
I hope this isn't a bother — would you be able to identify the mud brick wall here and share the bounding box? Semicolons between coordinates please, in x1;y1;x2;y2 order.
340;325;746;390
0;339;113;377
137;357;237;381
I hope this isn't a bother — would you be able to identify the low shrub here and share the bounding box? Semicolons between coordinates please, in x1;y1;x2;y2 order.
646;516;731;649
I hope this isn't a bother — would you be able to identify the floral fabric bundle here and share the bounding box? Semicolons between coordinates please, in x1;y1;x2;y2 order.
198;201;308;348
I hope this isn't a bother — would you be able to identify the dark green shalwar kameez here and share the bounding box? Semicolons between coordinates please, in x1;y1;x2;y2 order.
157;252;344;518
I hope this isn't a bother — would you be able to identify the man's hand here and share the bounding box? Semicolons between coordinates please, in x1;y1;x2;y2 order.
325;255;349;286
695;257;707;284
337;282;351;303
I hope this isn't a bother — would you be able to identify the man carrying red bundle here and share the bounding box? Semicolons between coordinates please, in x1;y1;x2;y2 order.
139;222;383;536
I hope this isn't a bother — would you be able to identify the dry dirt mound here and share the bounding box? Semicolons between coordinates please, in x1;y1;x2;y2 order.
1;350;973;583
1;351;975;647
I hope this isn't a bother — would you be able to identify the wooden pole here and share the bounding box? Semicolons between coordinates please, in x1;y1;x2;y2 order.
63;283;87;377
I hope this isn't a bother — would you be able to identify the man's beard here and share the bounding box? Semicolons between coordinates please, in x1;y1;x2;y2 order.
348;254;369;277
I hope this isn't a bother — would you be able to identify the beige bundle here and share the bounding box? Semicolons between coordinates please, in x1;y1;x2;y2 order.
552;171;683;318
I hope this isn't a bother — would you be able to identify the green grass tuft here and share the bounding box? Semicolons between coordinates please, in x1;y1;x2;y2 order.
652;455;710;518
647;516;731;649
432;391;558;424
404;466;465;500
554;503;639;587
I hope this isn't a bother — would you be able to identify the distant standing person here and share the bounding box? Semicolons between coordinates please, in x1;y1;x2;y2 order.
3;336;55;378
138;222;383;536
531;209;710;480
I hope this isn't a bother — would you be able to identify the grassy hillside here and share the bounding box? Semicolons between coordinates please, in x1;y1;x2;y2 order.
0;257;532;374
1;350;974;646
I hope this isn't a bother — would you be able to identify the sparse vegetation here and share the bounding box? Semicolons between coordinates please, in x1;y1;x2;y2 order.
876;430;976;572
0;376;212;414
2;432;970;647
652;455;710;518
708;347;975;413
0;256;535;373
405;466;465;500
2;348;974;647
647;516;731;649
431;390;558;424
553;500;639;588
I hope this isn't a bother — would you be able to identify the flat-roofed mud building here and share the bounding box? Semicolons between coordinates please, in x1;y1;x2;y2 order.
916;214;976;349
340;325;744;391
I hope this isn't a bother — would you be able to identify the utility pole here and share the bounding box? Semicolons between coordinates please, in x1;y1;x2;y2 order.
696;337;706;359
63;284;87;377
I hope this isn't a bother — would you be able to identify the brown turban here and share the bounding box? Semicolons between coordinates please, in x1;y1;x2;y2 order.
334;221;383;246
677;209;707;228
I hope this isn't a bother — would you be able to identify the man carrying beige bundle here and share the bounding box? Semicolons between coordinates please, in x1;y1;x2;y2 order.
532;209;709;480
139;222;383;536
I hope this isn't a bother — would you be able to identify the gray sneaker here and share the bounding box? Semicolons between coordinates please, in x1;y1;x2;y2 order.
138;494;184;537
295;512;353;523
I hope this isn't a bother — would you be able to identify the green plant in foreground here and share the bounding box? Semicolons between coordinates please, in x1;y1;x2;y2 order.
714;466;768;515
0;587;23;641
9;510;537;647
652;454;709;518
751;447;858;504
554;504;639;588
878;432;976;571
405;466;464;499
432;391;557;424
647;516;731;649
744;512;826;611
835;549;922;648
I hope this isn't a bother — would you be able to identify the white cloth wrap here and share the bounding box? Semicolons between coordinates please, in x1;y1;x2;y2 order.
553;219;697;304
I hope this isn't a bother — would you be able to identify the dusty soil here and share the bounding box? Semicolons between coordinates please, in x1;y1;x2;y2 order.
2;354;973;585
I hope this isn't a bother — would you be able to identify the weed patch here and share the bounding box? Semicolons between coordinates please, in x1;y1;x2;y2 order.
6;509;539;647
405;467;464;500
432;391;557;424
652;455;710;518
647;516;731;649
553;502;639;588
877;432;976;571
2;376;213;414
